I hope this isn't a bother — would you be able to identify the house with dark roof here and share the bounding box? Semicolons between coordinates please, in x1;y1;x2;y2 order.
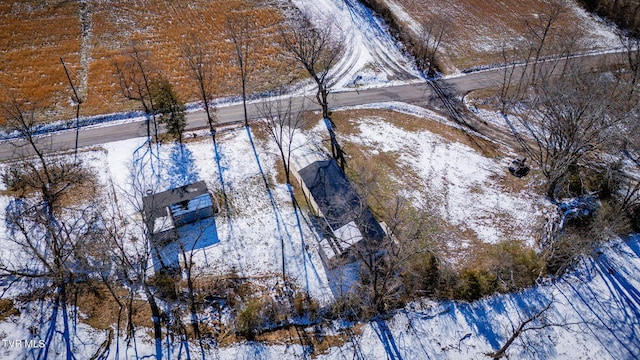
142;181;218;271
296;159;386;263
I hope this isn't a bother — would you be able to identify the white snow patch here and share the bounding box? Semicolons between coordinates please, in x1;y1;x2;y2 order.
344;117;546;245
290;0;421;90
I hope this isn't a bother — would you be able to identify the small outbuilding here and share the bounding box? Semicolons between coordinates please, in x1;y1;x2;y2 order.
142;181;218;271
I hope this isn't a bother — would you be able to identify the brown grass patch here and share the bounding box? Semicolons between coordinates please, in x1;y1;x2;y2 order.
252;323;363;358
1;160;99;208
489;167;542;195
389;0;613;73
333;108;502;158
0;299;20;321
74;282;123;330
0;0;293;122
74;282;153;331
58;169;99;208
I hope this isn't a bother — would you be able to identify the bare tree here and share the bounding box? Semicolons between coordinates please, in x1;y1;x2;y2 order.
328;161;442;315
488;295;584;359
182;35;218;137
257;94;308;185
522;0;569;86
352;192;444;314
225;11;255;127
0;95;103;359
114;46;159;139
507;64;630;198
618;29;640;94
60;57;83;160
256;94;310;282
414;17;450;78
608;100;640;223
280;12;346;168
175;217;217;354
108;166;166;359
500;1;572;110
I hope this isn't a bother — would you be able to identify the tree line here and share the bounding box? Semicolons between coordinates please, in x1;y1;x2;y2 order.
578;0;640;35
497;0;640;277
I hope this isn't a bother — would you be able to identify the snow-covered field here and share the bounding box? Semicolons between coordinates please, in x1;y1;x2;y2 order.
318;103;551;248
291;0;422;90
381;0;622;74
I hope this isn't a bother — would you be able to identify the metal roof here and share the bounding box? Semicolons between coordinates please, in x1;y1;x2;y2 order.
142;180;210;222
298;159;385;242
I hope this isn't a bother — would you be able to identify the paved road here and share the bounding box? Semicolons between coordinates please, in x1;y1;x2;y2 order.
0;50;627;162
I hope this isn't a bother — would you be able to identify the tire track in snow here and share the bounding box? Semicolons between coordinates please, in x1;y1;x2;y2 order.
341;0;415;78
291;0;421;89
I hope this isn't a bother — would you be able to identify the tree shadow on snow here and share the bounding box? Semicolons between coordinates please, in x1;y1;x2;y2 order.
553;254;640;360
166;143;199;189
372;319;403;360
212;134;235;240
245;126;289;276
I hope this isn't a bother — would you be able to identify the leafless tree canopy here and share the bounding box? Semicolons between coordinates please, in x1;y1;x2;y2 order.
414;17;451;78
0;95;106;357
509;66;632;198
499;0;639;199
114;46;161;140
488;295;580;359
500;1;574;110
280;12;344;120
114;47;157;114
280;12;346;167
182;35;218;135
225;11;256;126
257;94;308;185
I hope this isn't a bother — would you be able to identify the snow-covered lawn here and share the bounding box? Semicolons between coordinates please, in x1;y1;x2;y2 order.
314;105;551;250
99;128;335;303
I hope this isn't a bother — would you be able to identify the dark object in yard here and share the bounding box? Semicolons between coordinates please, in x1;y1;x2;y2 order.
509;156;530;178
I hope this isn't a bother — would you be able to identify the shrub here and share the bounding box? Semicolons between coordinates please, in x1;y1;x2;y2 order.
293;292;319;321
454;269;497;301
401;251;440;298
546;199;634;275
326;293;367;322
486;240;545;292
151;272;178;301
0;299;19;321
234;298;266;340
